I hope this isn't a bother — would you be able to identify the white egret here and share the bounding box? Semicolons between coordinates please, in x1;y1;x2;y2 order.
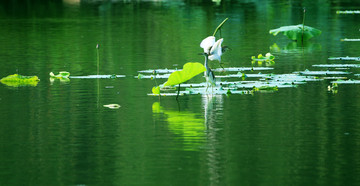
208;38;223;62
200;36;215;54
200;36;229;68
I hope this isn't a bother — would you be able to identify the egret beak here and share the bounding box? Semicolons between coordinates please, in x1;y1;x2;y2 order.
222;46;231;52
198;52;208;56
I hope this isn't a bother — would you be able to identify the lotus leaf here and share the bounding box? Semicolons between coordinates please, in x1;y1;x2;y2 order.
152;86;160;95
0;74;40;87
163;62;206;87
269;24;321;41
251;53;275;62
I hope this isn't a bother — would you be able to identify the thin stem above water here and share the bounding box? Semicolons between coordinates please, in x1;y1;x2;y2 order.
212;18;229;37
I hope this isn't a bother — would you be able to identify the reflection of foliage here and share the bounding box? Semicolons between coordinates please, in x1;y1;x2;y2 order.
270;42;321;53
49;71;70;84
0;74;40;87
152;102;205;151
251;53;275;66
327;83;338;94
251;53;275;62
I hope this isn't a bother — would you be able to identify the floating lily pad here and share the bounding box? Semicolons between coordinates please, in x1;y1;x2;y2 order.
330;79;360;84
1;74;40;87
217;72;268;79
139;67;274;74
103;104;121;109
138;68;177;74
298;70;351;75
336;10;360;14
136;74;170;79
70;75;126;79
256;73;319;83
340;38;360;42
328;56;360;61
269;24;321;41
313;64;360;68
334;56;360;61
149;87;249;96
212;67;274;72
321;77;348;80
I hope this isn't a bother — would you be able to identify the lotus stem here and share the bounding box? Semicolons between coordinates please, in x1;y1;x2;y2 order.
212;18;229;36
153;70;161;100
302;8;306;43
176;84;180;100
96;44;100;75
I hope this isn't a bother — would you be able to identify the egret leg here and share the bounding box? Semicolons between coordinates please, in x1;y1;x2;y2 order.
219;63;224;69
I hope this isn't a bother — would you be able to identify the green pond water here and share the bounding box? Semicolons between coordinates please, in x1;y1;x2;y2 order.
1;0;360;185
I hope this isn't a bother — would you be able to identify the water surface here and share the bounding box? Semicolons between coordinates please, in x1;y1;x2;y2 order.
1;0;360;185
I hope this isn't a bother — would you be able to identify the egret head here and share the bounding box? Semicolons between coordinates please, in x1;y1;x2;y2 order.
222;46;231;53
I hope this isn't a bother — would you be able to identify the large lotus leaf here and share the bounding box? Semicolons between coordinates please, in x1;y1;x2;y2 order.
163;62;206;87
269;24;321;41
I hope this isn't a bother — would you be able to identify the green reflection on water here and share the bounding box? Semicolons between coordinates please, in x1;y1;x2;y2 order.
152;102;206;151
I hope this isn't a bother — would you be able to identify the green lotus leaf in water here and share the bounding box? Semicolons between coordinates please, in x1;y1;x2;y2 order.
251;53;275;62
152;86;160;95
0;74;40;87
163;62;206;87
269;24;321;41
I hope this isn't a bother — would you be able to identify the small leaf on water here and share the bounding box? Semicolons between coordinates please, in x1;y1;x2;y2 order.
103;104;121;109
50;71;70;78
252;53;275;62
152;86;160;94
59;71;70;78
137;73;144;79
